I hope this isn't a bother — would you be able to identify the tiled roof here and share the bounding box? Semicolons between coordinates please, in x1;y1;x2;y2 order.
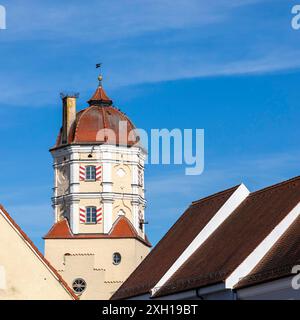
236;215;300;289
110;185;240;300
0;204;78;300
110;216;139;237
155;176;300;297
111;176;300;300
88;85;113;105
44;216;151;247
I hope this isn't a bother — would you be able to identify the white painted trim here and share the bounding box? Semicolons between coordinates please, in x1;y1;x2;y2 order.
54;157;144;167
151;184;250;296
103;200;113;233
225;202;300;289
70;201;80;234
53;192;146;203
51;144;146;158
132;202;139;231
132;165;138;189
70;163;79;193
102;162;112;184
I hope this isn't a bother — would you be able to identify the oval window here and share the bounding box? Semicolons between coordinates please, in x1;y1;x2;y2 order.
113;252;122;265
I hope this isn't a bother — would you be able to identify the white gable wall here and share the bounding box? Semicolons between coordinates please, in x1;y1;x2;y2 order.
0;208;74;300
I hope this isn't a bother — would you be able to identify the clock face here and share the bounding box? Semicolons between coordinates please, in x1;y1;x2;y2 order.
57;166;69;195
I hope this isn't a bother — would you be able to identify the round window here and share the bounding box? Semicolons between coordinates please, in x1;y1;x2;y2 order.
72;278;87;294
113;252;122;265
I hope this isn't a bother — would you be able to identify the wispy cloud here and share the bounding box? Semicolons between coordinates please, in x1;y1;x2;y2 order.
3;0;263;42
0;0;291;107
1;47;300;108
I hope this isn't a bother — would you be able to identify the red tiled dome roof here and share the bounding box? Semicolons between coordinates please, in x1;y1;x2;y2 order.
55;86;139;148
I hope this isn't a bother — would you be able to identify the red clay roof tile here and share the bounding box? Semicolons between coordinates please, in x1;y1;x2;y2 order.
110;216;138;237
88;86;112;105
44;218;72;238
154;176;300;297
44;216;151;247
236;215;300;289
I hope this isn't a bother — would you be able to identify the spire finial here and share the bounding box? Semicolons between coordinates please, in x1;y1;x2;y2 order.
96;63;103;87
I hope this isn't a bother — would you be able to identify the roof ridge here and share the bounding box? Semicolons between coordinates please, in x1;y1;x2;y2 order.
88;85;112;105
191;184;241;205
250;175;300;197
44;218;73;238
44;216;151;247
110;215;136;235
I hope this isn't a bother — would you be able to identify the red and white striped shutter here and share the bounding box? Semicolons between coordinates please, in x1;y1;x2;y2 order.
79;165;86;181
96;207;103;224
79;207;86;224
96;165;102;181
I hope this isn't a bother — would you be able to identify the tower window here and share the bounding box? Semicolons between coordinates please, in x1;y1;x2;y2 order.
86;206;97;224
86;165;96;181
113;252;122;265
72;278;86;294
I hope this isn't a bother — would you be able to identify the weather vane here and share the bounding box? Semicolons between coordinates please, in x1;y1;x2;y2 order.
96;63;103;86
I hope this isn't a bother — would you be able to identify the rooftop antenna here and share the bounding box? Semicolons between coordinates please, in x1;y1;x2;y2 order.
96;63;103;87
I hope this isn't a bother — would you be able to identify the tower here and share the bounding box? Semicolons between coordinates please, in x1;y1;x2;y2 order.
44;78;151;300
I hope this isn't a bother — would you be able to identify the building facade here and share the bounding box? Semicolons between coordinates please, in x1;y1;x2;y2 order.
44;82;151;300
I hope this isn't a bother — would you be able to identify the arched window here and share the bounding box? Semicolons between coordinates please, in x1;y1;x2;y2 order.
86;166;96;181
86;206;97;224
113;252;122;265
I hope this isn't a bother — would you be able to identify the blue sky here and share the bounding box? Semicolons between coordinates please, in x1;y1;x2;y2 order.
1;0;300;251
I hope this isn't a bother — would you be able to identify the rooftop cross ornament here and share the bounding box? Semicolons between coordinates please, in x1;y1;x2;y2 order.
96;63;103;86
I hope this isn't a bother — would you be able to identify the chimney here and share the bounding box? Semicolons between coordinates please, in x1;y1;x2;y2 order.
61;94;77;144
